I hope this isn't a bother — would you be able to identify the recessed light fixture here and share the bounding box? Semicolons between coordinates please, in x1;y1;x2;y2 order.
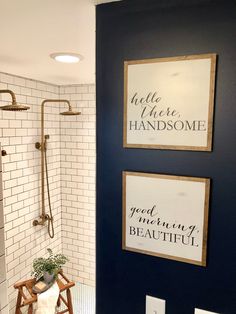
50;52;83;63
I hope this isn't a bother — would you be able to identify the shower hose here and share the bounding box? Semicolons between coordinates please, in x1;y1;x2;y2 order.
44;146;55;239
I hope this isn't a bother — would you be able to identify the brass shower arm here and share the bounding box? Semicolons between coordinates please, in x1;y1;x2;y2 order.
0;89;17;104
40;98;80;146
0;89;30;111
41;99;72;111
40;99;73;147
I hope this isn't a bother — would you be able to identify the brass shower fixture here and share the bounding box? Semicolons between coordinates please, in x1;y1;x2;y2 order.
0;89;30;111
33;99;81;238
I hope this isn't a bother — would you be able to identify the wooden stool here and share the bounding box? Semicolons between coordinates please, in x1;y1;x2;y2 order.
14;271;75;314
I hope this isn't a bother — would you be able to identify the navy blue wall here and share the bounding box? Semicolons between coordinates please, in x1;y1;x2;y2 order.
96;1;236;313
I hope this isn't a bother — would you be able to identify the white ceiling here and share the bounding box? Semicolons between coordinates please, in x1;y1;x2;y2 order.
0;0;120;85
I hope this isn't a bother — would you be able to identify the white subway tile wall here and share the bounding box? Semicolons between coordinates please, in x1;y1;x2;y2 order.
0;73;62;313
0;144;9;314
60;85;96;287
0;72;96;313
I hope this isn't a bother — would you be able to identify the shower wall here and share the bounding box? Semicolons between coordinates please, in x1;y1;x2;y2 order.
0;72;96;313
0;144;9;314
0;72;62;313
60;85;96;287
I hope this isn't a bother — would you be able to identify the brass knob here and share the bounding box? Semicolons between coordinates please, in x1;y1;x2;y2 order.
1;150;7;156
35;142;41;150
33;220;39;226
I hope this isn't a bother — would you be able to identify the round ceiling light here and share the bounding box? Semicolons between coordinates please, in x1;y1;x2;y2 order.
50;52;83;63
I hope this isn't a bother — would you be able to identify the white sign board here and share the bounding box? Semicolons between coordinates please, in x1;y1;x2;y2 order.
124;54;216;151
122;171;210;266
195;309;219;314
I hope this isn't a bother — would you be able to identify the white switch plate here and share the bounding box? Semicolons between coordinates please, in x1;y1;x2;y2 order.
195;308;219;314
146;295;165;314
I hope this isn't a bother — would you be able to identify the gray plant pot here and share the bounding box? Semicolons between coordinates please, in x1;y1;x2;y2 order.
43;271;55;284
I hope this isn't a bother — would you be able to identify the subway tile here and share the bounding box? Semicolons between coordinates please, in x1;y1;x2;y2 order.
3;129;16;137
1;73;14;84
0;75;96;304
20;87;31;96
0;120;9;128
6;242;19;256
25;79;37;89
88;100;96;108
88;85;95;93
18;221;30;233
11;201;24;212
13;246;25;259
15;128;28;137
13;76;26;87
11;185;23;196
5;211;18;223
4;195;18;206
11;169;23;179
12;216;25;228
16;144;28;153
75;85;88;93
4;220;13;232
9;137;22;145
10;153;23;163
83;108;96;115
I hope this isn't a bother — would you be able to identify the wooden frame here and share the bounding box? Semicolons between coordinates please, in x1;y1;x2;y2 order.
122;171;210;266
124;53;217;151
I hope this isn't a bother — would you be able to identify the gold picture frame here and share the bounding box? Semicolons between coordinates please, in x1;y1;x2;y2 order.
122;171;210;266
124;53;217;151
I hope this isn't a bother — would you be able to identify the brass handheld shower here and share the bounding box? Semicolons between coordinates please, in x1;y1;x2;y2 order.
0;89;30;111
33;99;81;239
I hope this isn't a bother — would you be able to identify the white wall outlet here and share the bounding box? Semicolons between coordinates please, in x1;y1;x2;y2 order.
146;295;165;314
195;308;219;314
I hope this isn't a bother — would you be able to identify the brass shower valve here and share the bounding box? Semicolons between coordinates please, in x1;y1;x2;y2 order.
35;142;41;150
32;214;51;226
35;135;50;150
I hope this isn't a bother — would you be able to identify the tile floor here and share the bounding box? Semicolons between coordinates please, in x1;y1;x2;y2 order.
59;283;95;314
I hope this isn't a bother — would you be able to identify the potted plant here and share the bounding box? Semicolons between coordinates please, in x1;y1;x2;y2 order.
32;248;68;283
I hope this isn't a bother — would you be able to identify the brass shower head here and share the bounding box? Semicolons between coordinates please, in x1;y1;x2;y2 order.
60;110;81;116
0;89;30;111
0;103;30;111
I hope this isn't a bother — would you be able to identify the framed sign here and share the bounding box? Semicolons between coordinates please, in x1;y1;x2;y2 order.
122;171;210;266
124;54;217;151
